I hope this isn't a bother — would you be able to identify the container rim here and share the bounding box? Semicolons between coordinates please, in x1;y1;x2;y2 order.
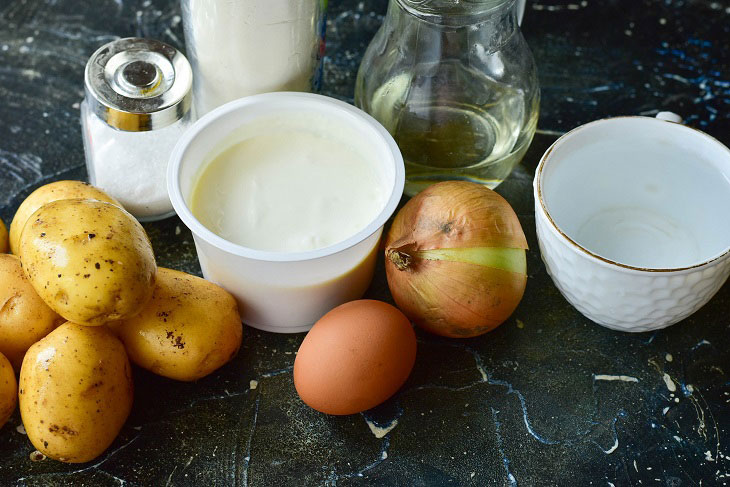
168;92;405;263
534;115;730;273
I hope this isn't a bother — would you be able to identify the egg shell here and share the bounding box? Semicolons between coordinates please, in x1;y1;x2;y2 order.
294;299;417;415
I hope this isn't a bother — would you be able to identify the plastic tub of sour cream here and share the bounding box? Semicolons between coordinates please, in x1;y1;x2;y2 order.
168;93;405;333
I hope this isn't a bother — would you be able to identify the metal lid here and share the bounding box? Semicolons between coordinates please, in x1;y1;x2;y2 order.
84;37;192;132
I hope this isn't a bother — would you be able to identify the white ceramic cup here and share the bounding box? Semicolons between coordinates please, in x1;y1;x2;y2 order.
168;93;405;333
534;114;730;332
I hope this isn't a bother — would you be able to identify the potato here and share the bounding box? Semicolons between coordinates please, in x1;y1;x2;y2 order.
110;268;242;381
0;352;17;429
9;180;121;255
19;322;133;463
19;199;156;326
0;255;63;370
0;219;7;253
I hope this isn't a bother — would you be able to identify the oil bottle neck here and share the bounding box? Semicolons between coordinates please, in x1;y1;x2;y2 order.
393;0;520;28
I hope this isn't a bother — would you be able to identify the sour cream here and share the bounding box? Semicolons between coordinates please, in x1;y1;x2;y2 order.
191;115;389;252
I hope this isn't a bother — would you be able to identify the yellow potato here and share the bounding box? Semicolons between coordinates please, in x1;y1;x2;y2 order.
0;255;63;371
0;219;7;253
0;352;17;429
19;322;133;463
19;199;156;326
110;268;242;381
9;180;120;254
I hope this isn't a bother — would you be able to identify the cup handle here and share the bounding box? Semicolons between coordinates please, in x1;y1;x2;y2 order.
655;111;683;124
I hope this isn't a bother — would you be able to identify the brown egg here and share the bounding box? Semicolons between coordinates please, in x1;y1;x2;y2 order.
294;299;417;415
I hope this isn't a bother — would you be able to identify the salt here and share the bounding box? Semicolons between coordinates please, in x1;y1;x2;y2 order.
82;104;190;219
81;38;193;221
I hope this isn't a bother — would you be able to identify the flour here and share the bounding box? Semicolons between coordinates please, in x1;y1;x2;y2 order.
182;0;324;115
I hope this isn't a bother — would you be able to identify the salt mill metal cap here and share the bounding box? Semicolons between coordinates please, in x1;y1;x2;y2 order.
84;37;192;132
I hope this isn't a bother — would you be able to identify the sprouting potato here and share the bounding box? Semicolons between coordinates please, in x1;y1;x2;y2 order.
18;199;156;326
19;322;133;463
0;255;63;371
9;180;120;254
110;268;242;381
0;352;17;429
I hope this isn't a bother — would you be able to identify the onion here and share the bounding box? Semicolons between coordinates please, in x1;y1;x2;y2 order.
384;181;528;338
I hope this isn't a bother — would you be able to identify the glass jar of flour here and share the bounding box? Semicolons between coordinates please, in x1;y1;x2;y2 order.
182;0;327;116
81;38;193;221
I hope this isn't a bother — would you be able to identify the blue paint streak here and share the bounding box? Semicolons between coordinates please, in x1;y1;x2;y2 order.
492;408;519;487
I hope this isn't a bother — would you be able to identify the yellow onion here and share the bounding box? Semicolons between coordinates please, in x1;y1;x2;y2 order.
385;181;528;338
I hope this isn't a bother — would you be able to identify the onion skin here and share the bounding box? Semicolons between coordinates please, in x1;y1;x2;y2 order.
385;181;528;338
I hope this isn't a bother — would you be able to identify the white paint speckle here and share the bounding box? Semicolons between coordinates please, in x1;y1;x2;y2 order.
249;380;258;390
16;424;26;435
663;373;677;392
603;437;619;454
594;374;639;383
663;407;670;415
665;353;673;362
706;450;716;462
21;69;41;81
364;417;399;439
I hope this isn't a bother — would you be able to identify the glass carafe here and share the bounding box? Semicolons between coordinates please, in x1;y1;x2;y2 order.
355;0;539;196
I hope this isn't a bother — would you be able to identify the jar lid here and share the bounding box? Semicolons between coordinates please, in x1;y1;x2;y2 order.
84;37;192;132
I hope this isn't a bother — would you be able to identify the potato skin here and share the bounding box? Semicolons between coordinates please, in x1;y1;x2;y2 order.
0;352;17;429
110;268;242;381
0;255;63;371
0;219;7;253
9;181;120;255
19;322;133;463
19;199;156;326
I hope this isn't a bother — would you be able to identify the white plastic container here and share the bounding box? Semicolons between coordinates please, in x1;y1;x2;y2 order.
168;93;405;333
534;114;730;332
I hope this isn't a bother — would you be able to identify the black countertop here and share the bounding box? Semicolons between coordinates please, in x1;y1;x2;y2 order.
1;0;729;485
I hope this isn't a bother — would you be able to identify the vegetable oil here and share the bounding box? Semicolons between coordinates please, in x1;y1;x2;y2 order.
367;65;538;196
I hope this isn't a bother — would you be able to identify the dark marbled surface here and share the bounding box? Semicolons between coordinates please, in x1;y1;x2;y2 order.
1;0;729;485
